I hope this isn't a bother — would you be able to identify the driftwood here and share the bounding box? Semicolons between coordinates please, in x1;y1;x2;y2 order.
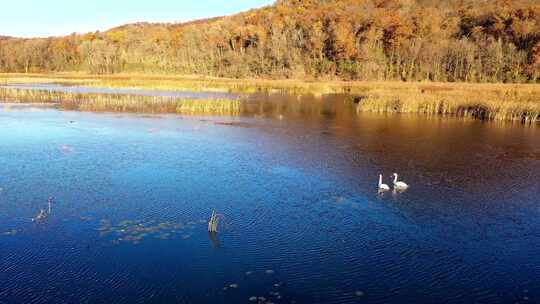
208;210;219;232
208;210;228;233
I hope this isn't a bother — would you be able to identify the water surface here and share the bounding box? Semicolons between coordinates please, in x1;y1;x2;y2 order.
0;102;539;304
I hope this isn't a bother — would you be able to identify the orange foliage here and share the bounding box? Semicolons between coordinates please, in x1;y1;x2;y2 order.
0;0;539;82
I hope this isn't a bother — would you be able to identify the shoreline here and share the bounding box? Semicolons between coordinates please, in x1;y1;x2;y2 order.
0;73;539;124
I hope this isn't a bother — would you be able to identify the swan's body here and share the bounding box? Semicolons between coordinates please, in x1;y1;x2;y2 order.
32;197;54;223
378;174;390;191
32;209;48;223
393;173;409;190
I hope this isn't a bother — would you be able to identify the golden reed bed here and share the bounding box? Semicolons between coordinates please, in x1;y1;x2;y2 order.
1;73;539;124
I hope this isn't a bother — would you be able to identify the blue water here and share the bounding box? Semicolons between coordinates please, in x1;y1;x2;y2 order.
0;104;539;304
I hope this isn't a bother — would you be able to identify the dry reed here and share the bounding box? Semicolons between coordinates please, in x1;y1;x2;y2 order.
355;86;540;124
0;87;241;115
1;73;539;123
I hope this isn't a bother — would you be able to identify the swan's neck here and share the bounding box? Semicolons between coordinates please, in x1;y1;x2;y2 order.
378;175;382;186
393;174;398;183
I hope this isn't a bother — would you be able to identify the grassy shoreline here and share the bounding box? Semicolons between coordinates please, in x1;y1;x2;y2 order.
0;87;242;115
0;73;539;124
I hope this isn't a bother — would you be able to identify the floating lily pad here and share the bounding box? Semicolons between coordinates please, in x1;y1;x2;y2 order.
2;229;19;236
98;218;205;245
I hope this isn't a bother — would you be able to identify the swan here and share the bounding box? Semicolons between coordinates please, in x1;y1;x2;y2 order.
378;174;390;191
32;197;54;223
32;209;48;223
393;173;409;190
48;197;54;214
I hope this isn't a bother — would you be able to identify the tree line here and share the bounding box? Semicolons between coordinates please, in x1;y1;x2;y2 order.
1;0;540;82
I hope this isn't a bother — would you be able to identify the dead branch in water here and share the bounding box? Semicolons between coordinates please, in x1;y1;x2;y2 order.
208;210;227;233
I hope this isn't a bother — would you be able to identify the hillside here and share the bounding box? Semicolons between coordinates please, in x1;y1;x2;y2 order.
1;0;540;82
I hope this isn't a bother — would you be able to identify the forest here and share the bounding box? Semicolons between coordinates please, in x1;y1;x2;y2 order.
1;0;540;82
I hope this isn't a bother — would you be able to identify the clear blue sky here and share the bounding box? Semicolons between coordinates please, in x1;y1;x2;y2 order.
0;0;274;38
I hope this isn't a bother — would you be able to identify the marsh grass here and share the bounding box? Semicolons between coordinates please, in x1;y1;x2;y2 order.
355;85;540;124
0;73;342;95
1;73;539;123
0;87;242;115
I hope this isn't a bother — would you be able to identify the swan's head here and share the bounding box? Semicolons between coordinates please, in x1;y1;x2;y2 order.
393;173;398;177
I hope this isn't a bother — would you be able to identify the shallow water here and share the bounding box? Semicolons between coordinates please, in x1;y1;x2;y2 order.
0;102;539;304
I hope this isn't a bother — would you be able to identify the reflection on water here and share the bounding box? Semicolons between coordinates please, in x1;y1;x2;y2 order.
208;231;221;248
0;103;539;304
3;83;364;118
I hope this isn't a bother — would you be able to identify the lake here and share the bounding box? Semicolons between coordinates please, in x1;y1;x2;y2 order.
0;99;539;303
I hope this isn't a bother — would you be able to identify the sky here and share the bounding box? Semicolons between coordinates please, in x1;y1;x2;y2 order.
0;0;274;38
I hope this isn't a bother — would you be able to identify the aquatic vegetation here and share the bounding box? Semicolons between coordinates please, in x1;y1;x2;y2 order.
0;87;242;115
334;196;345;203
240;270;288;302
97;218;204;245
355;84;540;124
2;76;540;124
2;229;20;236
176;99;241;115
1;74;344;95
355;291;365;297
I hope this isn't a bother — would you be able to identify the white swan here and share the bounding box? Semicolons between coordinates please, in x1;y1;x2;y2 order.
378;174;390;191
393;173;409;190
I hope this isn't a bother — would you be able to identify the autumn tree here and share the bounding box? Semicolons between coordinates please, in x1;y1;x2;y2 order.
0;0;539;82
